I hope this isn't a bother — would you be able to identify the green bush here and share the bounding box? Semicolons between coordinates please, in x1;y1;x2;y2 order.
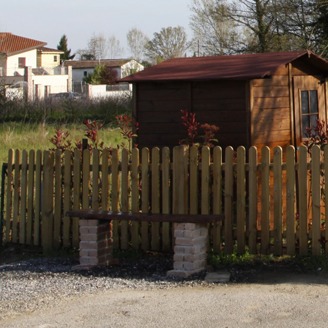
0;94;132;125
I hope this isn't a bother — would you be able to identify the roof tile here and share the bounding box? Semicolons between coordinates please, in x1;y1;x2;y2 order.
0;32;46;55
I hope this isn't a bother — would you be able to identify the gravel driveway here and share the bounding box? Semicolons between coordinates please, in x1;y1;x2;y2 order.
1;254;328;328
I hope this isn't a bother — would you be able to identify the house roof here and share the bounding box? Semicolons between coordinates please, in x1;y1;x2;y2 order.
63;59;132;69
121;50;328;82
0;32;46;55
38;47;63;54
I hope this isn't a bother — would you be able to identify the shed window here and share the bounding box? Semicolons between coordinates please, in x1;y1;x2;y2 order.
301;90;318;137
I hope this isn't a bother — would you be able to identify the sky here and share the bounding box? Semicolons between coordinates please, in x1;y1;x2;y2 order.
1;0;193;58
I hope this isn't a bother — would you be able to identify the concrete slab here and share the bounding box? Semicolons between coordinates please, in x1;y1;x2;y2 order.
205;271;231;283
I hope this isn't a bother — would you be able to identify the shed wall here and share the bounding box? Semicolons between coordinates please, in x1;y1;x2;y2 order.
135;80;248;149
250;76;291;150
191;80;248;149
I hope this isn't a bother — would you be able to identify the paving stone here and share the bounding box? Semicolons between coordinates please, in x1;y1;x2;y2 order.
205;271;231;283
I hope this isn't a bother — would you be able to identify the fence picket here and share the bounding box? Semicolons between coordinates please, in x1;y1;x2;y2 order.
42;151;54;253
237;146;246;254
5;149;13;243
261;147;270;254
131;148;140;248
190;146;198;215
82;150;90;210
201;147;210;215
111;149;120;249
248;146;258;254
34;150;42;246
286;146;295;255
72;149;80;248
173;146;188;215
19;150;27;244
298;146;308;255
212;146;222;253
53;150;62;249
101;149;110;210
141;148;150;250
161;147;171;251
12;150;20;243
120;148;129;249
311;145;321;255
92;149;100;210
151;147;160;251
63;150;72;247
224;146;234;254
26;150;35;245
273;146;283;255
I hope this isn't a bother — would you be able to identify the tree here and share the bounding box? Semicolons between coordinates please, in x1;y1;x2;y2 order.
190;0;328;54
107;36;124;59
76;34;108;60
190;0;244;55
126;28;149;61
316;1;328;57
88;33;108;59
84;65;118;85
57;34;75;62
145;26;189;63
227;0;279;53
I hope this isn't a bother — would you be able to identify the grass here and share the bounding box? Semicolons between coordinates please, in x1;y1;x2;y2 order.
208;250;328;274
0;122;123;165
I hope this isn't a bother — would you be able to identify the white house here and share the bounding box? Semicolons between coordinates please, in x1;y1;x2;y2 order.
63;59;144;97
0;32;71;100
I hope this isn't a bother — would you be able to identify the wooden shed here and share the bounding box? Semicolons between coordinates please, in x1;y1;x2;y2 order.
121;50;328;150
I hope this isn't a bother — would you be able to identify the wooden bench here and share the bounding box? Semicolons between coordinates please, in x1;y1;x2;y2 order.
66;209;224;277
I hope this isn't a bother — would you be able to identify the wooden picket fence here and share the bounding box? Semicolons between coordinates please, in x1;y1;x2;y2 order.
1;144;328;256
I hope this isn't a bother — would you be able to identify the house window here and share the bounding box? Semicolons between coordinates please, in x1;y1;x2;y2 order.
301;90;319;137
18;57;26;68
84;71;88;77
54;56;58;62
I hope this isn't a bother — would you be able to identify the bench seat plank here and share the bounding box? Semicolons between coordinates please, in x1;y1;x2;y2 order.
66;210;223;224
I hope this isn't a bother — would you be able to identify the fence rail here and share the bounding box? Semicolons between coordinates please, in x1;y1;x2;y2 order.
1;145;327;256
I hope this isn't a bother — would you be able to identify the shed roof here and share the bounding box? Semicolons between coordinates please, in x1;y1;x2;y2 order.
0;32;46;55
121;50;328;82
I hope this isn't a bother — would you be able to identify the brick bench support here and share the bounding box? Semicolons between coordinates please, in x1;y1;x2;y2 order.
66;210;223;277
79;219;113;267
167;223;209;278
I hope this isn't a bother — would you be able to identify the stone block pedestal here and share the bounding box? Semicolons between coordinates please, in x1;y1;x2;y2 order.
75;219;113;269
167;223;208;278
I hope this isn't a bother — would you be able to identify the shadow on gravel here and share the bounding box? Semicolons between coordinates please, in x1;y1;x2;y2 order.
1;244;328;285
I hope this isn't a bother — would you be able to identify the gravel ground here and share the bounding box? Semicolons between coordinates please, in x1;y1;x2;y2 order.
0;252;210;321
2;249;328;327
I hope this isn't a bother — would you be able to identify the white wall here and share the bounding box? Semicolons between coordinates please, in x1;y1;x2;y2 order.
6;49;37;76
39;52;61;68
121;60;144;77
87;84;132;99
33;75;69;96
